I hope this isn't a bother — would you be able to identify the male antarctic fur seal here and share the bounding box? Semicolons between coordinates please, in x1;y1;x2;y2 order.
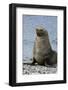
32;26;57;67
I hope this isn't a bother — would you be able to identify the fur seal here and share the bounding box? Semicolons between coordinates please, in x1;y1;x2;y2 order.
32;26;57;67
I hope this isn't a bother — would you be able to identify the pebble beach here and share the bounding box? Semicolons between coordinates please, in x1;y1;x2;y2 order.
23;63;57;75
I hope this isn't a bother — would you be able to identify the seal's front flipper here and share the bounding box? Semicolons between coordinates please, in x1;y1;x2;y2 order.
31;57;36;65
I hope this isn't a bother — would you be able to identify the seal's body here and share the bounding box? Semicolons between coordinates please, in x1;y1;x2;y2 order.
32;26;57;66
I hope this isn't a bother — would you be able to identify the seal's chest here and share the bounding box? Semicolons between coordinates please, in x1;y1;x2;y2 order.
36;39;45;49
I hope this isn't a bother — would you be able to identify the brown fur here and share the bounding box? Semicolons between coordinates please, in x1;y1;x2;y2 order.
32;27;57;67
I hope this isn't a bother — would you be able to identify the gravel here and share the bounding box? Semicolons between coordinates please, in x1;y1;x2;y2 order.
23;63;57;75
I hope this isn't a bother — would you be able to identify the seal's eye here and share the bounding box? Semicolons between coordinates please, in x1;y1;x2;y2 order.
36;29;43;32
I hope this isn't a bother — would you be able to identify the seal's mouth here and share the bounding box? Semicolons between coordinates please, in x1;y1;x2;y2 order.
36;29;45;36
37;32;44;36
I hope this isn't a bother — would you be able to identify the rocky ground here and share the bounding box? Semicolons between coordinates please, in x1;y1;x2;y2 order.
23;63;57;75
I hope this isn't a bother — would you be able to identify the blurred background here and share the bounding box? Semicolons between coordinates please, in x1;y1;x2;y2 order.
23;15;57;62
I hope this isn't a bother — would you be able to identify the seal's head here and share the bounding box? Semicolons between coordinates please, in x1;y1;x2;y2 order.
36;26;48;37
